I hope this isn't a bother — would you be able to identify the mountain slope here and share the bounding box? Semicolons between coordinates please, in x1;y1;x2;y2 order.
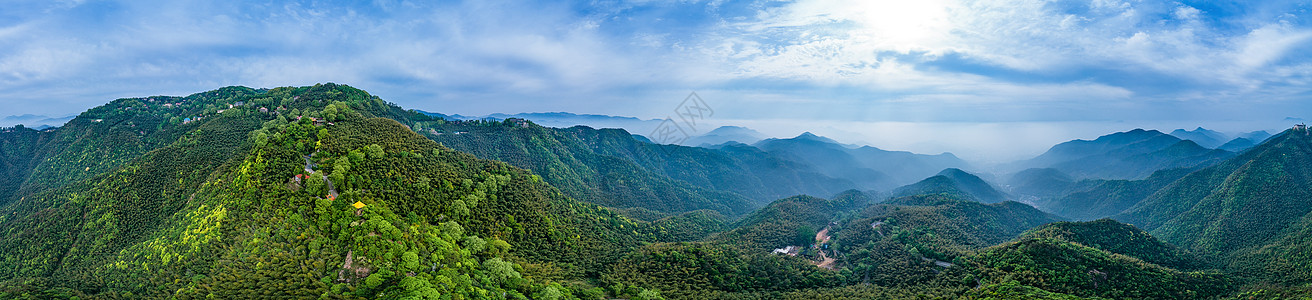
1018;219;1207;270
1017;129;1233;179
1218;137;1256;152
891;168;1008;203
1036;167;1194;220
828;193;1060;289
1170;127;1228;148
1006;168;1075;199
710;190;871;252
967;234;1228;299
0;84;664;299
1114;128;1312;278
685;125;766;146
0;126;56;204
422;120;856;218
753;132;967;190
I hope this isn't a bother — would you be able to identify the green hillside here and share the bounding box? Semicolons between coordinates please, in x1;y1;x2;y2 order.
1035;167;1194;220
1115;128;1312;282
967;236;1228;299
836;194;1060;263
0;84;663;299
709;191;868;252
423;119;855;219
9;84;1312;299
0;126;54;204
891;168;1009;203
1018;219;1208;270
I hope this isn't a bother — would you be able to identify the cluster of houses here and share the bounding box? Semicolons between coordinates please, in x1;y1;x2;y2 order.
505;117;530;128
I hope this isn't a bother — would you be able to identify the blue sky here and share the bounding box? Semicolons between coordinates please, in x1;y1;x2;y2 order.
2;0;1311;161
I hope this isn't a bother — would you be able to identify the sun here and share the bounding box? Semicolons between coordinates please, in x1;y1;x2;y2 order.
847;0;954;50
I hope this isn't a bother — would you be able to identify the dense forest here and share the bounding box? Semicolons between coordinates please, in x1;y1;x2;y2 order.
3;84;1312;299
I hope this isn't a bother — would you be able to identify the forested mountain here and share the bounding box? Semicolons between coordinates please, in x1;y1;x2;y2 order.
1006;168;1076;199
0;126;54;203
1027;167;1195;220
422;120;854;218
1014;129;1233;179
968;223;1228;299
891;168;1008;203
0;84;666;299
1114;128;1312;282
753;132;968;190
419;111;664;136
7;84;1312;299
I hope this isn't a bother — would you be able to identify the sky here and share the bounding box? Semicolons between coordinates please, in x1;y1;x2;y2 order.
2;0;1310;162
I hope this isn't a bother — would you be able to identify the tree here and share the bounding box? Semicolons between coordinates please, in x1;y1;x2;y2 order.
795;225;817;246
482;258;520;284
366;144;385;159
636;289;664;300
402;251;421;273
449;200;469;217
464;236;487;254
306;173;326;196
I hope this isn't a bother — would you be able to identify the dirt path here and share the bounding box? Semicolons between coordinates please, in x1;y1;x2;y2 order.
814;226;837;270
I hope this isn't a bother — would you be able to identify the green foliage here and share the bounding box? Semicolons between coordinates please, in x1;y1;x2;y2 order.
967;237;1229;299
602;242;844;299
892;168;1008;203
421;118;863;217
0;84;657;299
1019;219;1209;270
710;195;849;252
644;210;731;242
7;83;1310;299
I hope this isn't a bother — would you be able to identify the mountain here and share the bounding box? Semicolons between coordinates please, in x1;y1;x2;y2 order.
831;193;1061;289
710;190;871;252
1169;127;1229;148
1114;127;1312;281
0;126;56;204
891;168;1008;203
1017;219;1207;270
753;132;968;190
684;126;766;146
421;120;856;218
1006;168;1075;200
10;83;1312;299
419;110;665;136
1218;137;1256;152
967;222;1229;299
1015;129;1233;179
1034;167;1194;220
1239;130;1273;142
0;114;75;128
0;84;668;299
841;194;1060;254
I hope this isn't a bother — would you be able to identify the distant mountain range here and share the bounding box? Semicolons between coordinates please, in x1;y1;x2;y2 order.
1169;127;1272;151
752;132;968;190
417;110;667;138
684;126;767;146
1011;128;1234;180
7;84;1312;298
0;114;74;128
